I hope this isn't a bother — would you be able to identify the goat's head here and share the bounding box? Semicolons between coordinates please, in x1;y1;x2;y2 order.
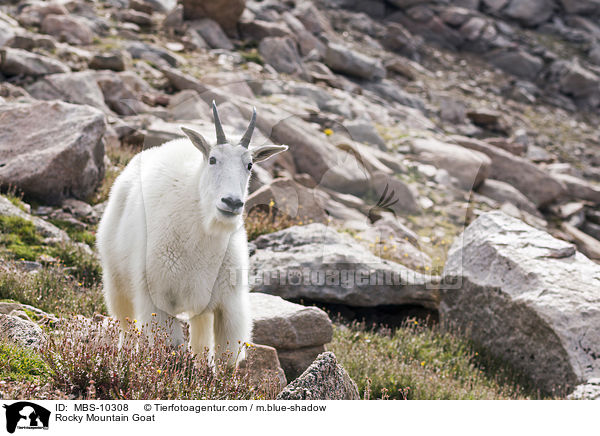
182;101;287;227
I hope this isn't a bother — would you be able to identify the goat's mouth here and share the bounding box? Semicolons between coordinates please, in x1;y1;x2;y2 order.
217;207;241;217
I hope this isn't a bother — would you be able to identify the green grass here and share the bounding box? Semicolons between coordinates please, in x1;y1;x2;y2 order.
330;321;540;400
0;341;50;383
49;219;96;247
0;261;105;318
0;214;102;286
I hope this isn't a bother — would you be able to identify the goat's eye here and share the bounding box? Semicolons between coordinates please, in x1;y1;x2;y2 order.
209;157;216;165
247;162;253;171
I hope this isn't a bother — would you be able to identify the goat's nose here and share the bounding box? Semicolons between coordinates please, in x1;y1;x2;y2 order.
221;196;244;210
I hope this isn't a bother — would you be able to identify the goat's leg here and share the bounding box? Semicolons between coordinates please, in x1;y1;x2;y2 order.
135;293;185;348
189;312;214;358
214;292;251;366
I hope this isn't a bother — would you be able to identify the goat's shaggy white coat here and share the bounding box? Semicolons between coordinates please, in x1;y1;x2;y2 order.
97;116;286;364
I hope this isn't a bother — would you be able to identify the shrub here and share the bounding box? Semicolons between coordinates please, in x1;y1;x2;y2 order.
330;321;536;400
41;318;273;400
49;243;102;287
245;204;299;241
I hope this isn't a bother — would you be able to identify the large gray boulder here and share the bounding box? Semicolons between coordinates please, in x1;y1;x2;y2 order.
0;314;44;349
411;138;491;191
251;292;333;379
0;47;69;76
250;224;438;308
441;211;600;394
181;0;245;36
476;179;540;216
324;43;385;81
487;49;544;81
40;14;94;45
452;135;565;207
0;101;105;205
27;71;111;113
276;352;360;400
503;0;555;26
258;37;305;76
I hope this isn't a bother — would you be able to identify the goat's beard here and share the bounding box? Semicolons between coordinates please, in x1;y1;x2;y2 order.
208;209;244;233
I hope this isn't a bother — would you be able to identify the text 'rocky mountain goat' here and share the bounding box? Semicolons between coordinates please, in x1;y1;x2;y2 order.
97;102;288;365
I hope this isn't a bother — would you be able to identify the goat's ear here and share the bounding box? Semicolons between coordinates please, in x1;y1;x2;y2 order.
251;144;288;163
181;127;211;159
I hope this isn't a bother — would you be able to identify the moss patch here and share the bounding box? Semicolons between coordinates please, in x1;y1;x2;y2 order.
0;341;50;383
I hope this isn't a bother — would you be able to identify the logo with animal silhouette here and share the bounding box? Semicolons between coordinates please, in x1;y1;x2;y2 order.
2;402;50;433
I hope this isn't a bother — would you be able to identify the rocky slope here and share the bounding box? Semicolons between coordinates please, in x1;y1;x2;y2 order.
0;0;599;397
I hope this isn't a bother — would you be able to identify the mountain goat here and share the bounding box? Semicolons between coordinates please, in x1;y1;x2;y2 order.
97;102;287;364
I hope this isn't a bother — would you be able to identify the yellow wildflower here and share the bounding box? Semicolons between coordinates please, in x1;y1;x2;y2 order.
323;128;333;136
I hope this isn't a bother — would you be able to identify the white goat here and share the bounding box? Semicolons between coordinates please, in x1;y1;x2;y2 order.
96;102;287;364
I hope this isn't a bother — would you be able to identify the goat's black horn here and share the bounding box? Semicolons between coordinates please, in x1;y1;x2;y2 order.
212;100;227;144
240;106;256;149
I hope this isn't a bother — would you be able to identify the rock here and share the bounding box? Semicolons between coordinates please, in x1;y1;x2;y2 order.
293;2;332;35
488;49;544;81
250;292;332;350
364;80;425;110
17;2;69;27
62;198;97;223
568;379;600;400
438;95;467;124
411;138;491;191
276;352;360;400
27;71;111;113
556;61;600;100
452;136;566;207
41;14;94;45
0;101;105;205
89;50;131;72
343;118;387;150
0;195;69;242
559;0;600;15
554;173;600;204
485;137;526;156
95;70;153;116
167;89;210;120
238;18;293;41
238;343;287;392
381;22;420;58
441;211;600;393
0;314;43;349
250;292;333;379
125;41;182;67
503;0;555;26
117;9;154;27
370;171;420;215
466;109;502;128
261;113;370;196
324;43;385;81
281;12;326;58
182;0;245;36
477;179;540;216
0;47;70;76
258;36;305;76
190;18;233;50
246;178;328;223
561;222;600;261
0;301;57;324
250;224;439;308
